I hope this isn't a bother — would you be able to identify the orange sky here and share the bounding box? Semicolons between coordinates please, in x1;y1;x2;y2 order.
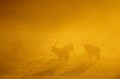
0;0;120;48
0;0;120;31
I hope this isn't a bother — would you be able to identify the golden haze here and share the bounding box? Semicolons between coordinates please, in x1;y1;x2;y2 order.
0;0;120;79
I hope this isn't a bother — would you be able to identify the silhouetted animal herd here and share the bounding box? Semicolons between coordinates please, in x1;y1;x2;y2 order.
51;38;100;62
10;37;100;62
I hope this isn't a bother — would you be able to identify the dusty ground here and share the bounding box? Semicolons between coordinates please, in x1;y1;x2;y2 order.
0;34;120;79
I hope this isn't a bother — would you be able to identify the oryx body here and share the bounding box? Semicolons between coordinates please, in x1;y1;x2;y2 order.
51;42;73;61
82;38;100;59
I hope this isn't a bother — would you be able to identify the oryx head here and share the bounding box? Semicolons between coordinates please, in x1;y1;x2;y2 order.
51;42;58;52
82;36;89;46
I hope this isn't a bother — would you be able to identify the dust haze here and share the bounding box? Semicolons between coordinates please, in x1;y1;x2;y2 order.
0;0;120;79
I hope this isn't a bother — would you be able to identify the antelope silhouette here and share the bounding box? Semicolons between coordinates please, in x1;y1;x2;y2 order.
82;38;100;59
51;42;74;61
